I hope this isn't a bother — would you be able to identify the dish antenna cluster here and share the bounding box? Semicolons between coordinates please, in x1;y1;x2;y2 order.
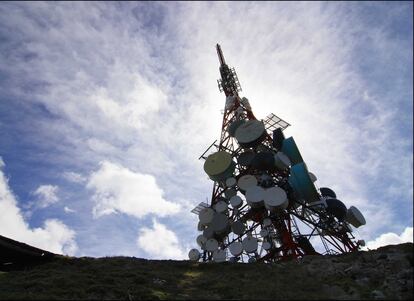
189;44;366;263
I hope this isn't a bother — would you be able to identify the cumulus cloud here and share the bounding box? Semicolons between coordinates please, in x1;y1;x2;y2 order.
87;161;181;219
0;159;77;255
32;184;59;208
364;227;413;250
136;219;186;259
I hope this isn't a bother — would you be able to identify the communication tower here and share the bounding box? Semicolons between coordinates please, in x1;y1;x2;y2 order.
189;44;366;263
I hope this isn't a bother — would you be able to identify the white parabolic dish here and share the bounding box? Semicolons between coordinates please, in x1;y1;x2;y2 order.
235;120;266;146
238;174;258;191
260;229;269;237
214;201;228;213
211;213;230;234
213;249;227;262
232;220;246;235
274;151;291;170
196;235;207;249
203;151;235;181
203;226;215;239
188;249;200;261
229;241;243;256
264;186;288;211
199;208;215;225
224;188;237;199
346;206;366;228
246;185;265;208
226;177;237;187
242;236;258;253
262;241;272;250
230;195;243;208
308;172;317;183
263;218;272;227
205;238;219;251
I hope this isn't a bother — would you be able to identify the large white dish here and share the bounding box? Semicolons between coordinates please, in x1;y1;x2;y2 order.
242;236;258;253
246;185;265;208
188;249;201;261
264;186;288;211
229;241;243;256
235;120;266;148
238;174;258;191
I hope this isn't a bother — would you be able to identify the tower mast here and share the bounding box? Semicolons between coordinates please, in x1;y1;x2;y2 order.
189;44;366;263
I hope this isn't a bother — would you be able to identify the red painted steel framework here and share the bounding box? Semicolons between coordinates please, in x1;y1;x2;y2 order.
198;44;360;262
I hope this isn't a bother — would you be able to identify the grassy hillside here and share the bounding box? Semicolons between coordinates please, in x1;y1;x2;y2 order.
0;243;412;300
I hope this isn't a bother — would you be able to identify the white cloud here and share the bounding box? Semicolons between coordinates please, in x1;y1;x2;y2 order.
364;227;413;250
32;184;59;208
64;206;76;213
136;219;186;259
0;159;77;255
87;161;181;219
62;171;86;184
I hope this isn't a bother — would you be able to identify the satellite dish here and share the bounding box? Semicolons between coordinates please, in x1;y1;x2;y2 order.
230;195;243;208
224;188;237;199
260;229;269;237
199;208;215;225
262;241;272;251
231;220;246;235
196;235;207;250
263;218;272;227
214;201;228;213
325;198;347;221
227;119;246;137
204;151;236;181
213;249;227;262
226;177;237;187
308;172;317;183
237;174;258;191
237;150;256;167
346;206;366;228
188;249;201;261
264;186;288;212
229;241;243;256
205;238;219;251
211;213;230;234
203;226;215;239
242;236;258;253
246;186;265;208
235;120;266;148
320;187;337;199
274;151;291;170
197;221;206;231
251;152;275;171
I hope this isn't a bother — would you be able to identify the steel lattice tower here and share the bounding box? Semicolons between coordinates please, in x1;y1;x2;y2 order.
189;44;366;263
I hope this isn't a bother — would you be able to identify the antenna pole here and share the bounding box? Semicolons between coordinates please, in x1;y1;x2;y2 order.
216;44;226;66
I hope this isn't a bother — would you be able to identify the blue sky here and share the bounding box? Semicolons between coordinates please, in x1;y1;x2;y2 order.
0;1;412;258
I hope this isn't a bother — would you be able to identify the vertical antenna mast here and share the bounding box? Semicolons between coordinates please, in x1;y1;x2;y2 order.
189;44;366;264
216;44;242;96
216;43;226;66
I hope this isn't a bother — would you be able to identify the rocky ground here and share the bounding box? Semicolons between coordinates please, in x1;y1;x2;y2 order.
0;243;412;300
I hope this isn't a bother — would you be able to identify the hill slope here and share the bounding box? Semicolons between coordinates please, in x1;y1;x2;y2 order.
0;243;412;300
